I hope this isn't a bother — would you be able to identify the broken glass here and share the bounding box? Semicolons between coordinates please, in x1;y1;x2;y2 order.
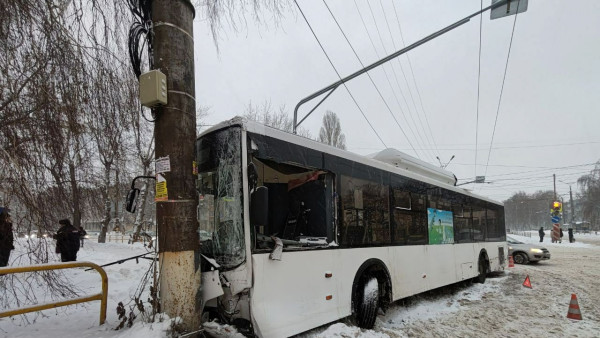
196;127;245;269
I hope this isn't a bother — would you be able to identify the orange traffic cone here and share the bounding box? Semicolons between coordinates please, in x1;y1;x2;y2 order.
567;294;583;320
508;255;515;268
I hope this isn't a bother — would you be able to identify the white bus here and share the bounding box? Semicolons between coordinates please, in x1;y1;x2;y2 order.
196;117;507;337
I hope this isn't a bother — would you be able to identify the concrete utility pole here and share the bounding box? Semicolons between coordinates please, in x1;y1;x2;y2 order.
152;0;201;331
569;185;575;224
553;174;557;201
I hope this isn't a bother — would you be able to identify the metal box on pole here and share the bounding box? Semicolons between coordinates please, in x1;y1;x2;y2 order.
139;70;168;107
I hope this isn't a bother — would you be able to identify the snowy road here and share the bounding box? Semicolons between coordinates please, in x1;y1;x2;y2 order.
1;234;599;337
306;234;600;338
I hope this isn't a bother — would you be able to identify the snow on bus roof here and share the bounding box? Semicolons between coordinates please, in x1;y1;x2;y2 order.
198;116;502;206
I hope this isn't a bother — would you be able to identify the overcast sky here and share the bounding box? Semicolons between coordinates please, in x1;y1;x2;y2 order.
191;0;600;203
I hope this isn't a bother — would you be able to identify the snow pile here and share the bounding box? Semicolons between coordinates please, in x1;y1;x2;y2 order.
203;320;245;338
1;239;158;338
310;323;389;338
363;278;379;304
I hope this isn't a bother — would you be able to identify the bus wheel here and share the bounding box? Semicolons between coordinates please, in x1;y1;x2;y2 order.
475;256;487;284
356;276;379;329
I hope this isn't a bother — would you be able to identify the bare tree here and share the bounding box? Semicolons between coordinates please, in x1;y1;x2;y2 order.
243;100;312;138
318;110;346;150
504;191;554;231
0;0;291;329
194;0;289;50
577;161;600;230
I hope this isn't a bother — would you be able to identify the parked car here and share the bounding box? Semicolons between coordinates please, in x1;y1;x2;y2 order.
507;236;551;264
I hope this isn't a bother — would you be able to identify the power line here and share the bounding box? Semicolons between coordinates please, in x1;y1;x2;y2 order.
351;0;431;161
482;1;521;180
374;0;435;161
321;0;420;158
293;0;388;148
487;170;591;183
387;0;441;159
475;0;483;179
452;162;595;169
365;1;437;162
459;162;597;180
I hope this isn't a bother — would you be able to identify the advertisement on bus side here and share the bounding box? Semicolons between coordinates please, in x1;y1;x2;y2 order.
427;208;454;244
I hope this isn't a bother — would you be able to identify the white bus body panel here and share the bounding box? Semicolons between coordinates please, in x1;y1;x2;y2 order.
250;242;506;337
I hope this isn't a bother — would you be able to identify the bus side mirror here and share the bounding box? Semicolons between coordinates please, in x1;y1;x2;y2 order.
125;188;140;213
250;186;268;227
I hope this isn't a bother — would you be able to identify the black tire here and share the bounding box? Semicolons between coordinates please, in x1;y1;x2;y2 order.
514;252;529;265
356;276;379;329
475;256;487;284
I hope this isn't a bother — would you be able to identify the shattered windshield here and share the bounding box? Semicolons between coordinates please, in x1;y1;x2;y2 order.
196;127;245;269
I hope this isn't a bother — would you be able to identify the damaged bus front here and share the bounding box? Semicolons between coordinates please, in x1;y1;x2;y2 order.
196;125;254;333
196;120;336;336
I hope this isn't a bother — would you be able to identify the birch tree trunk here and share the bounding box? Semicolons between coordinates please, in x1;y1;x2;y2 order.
97;163;112;243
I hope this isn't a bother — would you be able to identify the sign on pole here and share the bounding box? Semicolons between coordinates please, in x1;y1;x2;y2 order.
491;0;528;20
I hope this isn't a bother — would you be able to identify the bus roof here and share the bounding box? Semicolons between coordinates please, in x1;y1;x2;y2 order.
199;117;503;206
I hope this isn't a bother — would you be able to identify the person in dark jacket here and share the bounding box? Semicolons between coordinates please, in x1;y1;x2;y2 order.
538;227;545;242
55;219;80;262
0;207;15;267
568;228;575;243
79;226;87;248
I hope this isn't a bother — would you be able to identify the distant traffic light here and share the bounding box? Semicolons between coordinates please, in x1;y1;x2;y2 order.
551;201;562;216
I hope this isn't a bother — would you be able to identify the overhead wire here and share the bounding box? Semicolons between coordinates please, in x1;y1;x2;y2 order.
350;140;600;153
293;0;388;148
377;0;439;162
475;0;483;180
389;0;440;159
482;1;521;181
350;0;429;160
486;170;591;183
348;0;424;158
365;0;436;162
457;162;597;181
321;0;420;158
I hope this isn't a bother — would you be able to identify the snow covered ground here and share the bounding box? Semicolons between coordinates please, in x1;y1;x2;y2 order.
1;233;600;338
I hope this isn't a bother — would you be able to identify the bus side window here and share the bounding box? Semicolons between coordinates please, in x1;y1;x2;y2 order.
340;176;390;246
392;189;410;245
453;205;472;243
407;193;427;244
472;206;486;241
485;207;503;241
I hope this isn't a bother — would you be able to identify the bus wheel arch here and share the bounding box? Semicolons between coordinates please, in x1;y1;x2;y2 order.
351;259;392;328
476;250;489;284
